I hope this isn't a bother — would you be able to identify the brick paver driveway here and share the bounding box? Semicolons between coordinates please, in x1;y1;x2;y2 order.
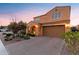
5;37;65;55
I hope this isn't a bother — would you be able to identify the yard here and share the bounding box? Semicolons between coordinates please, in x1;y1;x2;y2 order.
0;32;25;46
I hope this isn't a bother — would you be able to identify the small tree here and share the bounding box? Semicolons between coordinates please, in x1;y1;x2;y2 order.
8;21;27;39
17;21;27;35
8;22;18;34
8;21;27;34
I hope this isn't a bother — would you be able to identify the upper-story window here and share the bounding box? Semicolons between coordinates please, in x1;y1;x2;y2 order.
34;18;40;23
53;12;61;20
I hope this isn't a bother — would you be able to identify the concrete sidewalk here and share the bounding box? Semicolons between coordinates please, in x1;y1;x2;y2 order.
0;39;8;55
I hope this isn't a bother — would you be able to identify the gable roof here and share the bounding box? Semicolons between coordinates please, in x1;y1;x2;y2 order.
34;6;71;18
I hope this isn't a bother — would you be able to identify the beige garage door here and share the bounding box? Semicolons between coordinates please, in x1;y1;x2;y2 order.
43;25;65;37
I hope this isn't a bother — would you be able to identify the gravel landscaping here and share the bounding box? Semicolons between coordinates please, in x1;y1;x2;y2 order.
0;32;26;46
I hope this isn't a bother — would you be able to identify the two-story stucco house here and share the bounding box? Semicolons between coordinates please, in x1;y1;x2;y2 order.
27;6;71;38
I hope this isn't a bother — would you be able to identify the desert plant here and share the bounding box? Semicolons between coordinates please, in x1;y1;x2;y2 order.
23;35;30;40
27;33;35;37
8;22;18;34
8;21;27;34
17;21;26;31
63;31;79;54
4;33;13;41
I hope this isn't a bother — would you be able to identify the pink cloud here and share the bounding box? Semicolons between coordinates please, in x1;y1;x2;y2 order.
0;15;11;26
12;9;48;23
0;18;10;26
70;7;79;26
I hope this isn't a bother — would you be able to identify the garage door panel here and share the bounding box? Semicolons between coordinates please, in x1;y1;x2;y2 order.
43;25;65;37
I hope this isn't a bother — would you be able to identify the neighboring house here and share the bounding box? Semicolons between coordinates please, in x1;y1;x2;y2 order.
27;6;71;38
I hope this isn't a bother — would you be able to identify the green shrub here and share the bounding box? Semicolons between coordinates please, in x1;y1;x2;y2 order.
6;33;13;37
19;35;24;38
63;31;79;54
17;33;30;40
23;35;30;40
4;33;13;41
27;33;35;37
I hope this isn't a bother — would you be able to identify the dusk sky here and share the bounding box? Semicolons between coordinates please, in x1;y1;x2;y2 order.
0;3;79;26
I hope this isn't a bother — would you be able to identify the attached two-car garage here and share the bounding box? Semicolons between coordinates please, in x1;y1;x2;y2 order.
43;25;65;37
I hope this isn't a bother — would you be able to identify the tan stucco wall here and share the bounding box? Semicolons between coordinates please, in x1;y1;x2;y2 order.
34;6;71;24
